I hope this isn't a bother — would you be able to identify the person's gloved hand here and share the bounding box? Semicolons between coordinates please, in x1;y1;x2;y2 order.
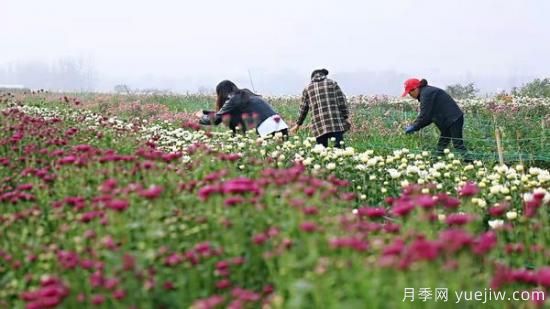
404;125;416;134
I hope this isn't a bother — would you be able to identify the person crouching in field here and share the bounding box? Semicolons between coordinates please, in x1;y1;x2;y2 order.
290;69;351;148
402;78;470;158
197;80;289;138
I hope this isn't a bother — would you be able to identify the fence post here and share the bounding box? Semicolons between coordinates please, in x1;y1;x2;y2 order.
495;127;504;166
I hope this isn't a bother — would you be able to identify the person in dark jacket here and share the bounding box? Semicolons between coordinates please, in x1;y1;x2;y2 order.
290;69;351;148
197;80;288;138
402;78;468;156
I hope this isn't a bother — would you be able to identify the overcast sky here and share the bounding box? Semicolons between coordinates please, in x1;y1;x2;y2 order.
1;0;549;94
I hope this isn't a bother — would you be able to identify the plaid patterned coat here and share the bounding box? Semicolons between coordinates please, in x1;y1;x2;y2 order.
297;74;350;138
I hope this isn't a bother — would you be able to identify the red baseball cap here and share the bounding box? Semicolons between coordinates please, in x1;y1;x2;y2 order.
402;78;421;97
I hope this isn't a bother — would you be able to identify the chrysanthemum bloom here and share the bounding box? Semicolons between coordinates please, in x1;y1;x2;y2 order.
459;182;480;197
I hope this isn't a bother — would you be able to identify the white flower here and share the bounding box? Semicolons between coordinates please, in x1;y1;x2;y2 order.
505;211;518;220
388;169;401;179
326;163;336;170
488;219;504;229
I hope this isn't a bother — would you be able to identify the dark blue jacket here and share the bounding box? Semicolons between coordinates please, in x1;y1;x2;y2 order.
199;92;278;133
412;85;464;131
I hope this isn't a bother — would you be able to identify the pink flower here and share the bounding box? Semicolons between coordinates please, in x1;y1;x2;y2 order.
112;289;126;300
57;250;79;269
100;179;118;193
165;253;183;267
459;182;480;197
139;185;164;199
102;236;117;250
198;185;221;201
222;178;261;196
299;221;317;233
382;238;405;256
91;294;105;305
252;234;268;245
329;237;369;252
191;295;225;309
216;279;231;289
302;206;319;216
103;278;119;290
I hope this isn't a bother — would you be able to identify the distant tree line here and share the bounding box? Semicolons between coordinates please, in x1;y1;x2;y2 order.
0;57;97;91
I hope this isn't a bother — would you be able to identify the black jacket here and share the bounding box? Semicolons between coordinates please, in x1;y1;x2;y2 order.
412;85;464;131
199;92;278;133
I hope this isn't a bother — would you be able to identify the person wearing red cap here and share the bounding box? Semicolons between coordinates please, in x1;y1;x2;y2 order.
402;78;468;157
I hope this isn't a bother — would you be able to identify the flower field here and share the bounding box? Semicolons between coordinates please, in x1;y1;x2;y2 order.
1;92;550;308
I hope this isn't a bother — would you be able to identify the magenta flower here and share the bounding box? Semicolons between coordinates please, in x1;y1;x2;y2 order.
459;182;480;197
356;207;386;218
407;236;440;262
438;228;473;253
191;295;225;309
58;155;77;165
139;185;164;199
537;267;550;287
216;279;231;290
252;233;268;245
106;199;129;212
299;221;318;233
445;213;474;226
112;289;126;300
91;294;105;306
224;196;244;207
415;195;437;209
471;231;497;255
488;203;508;217
391;199;415;217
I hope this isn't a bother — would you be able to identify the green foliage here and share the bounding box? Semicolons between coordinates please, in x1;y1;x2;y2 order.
445;83;479;100
513;78;550;98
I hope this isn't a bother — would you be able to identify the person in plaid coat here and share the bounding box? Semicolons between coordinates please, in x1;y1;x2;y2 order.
290;69;351;148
